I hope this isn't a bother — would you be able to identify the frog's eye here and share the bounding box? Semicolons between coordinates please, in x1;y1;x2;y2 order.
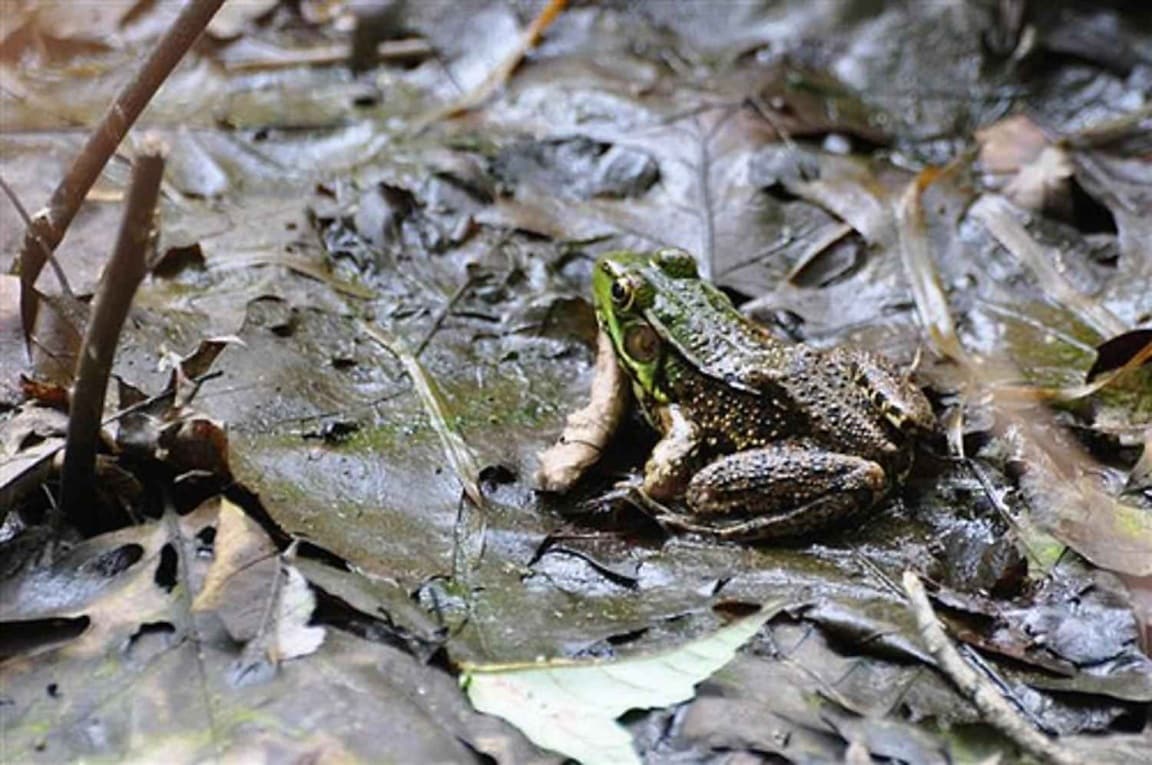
624;324;660;363
610;279;634;310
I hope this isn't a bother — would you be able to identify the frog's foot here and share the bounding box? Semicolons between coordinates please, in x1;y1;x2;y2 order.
593;476;645;506
605;478;668;512
692;495;872;540
685;444;887;539
605;480;689;534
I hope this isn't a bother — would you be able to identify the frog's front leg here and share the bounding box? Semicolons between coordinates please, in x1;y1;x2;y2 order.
684;443;887;539
642;404;703;500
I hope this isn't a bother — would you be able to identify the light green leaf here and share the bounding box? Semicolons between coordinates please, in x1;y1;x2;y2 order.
461;607;777;765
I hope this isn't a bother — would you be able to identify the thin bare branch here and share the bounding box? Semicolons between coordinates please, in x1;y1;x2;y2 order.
902;571;1084;765
16;0;225;348
0;174;73;301
61;142;166;534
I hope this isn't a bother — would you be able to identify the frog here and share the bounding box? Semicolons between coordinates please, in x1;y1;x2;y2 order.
587;247;936;540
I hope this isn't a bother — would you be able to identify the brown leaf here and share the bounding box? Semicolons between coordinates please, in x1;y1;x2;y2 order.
193;498;280;642
1012;425;1152;577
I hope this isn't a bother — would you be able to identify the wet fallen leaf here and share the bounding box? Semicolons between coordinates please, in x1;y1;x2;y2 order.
970;194;1126;338
0;273;25;403
3;3;1150;762
1011;424;1152;578
752;145;896;248
360;321;484;508
895;169;967;363
414;0;569;129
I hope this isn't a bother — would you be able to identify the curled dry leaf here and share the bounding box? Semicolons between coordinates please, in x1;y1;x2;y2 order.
535;330;630;493
206;0;279;41
0;438;63;519
976;115;1050;176
1003;146;1074;217
163;415;231;479
976;114;1076;216
1008;420;1152;578
1;404;72;519
268;564;326;663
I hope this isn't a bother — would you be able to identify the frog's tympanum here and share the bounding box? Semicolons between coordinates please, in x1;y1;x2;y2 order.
586;248;935;540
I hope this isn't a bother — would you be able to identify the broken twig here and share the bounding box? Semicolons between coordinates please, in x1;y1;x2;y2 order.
902;571;1083;765
61;142;166;534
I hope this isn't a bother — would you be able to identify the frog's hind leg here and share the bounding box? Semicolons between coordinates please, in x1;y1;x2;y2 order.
685;444;887;539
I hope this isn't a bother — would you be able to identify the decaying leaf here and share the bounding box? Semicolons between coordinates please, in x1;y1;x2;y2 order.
190;499;324;663
1010;422;1152;578
193;498;278;633
0;495;534;762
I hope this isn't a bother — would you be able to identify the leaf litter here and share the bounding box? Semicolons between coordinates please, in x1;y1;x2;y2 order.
1;0;1151;762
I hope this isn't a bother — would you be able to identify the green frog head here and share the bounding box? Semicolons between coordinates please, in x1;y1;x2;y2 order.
592;248;705;403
